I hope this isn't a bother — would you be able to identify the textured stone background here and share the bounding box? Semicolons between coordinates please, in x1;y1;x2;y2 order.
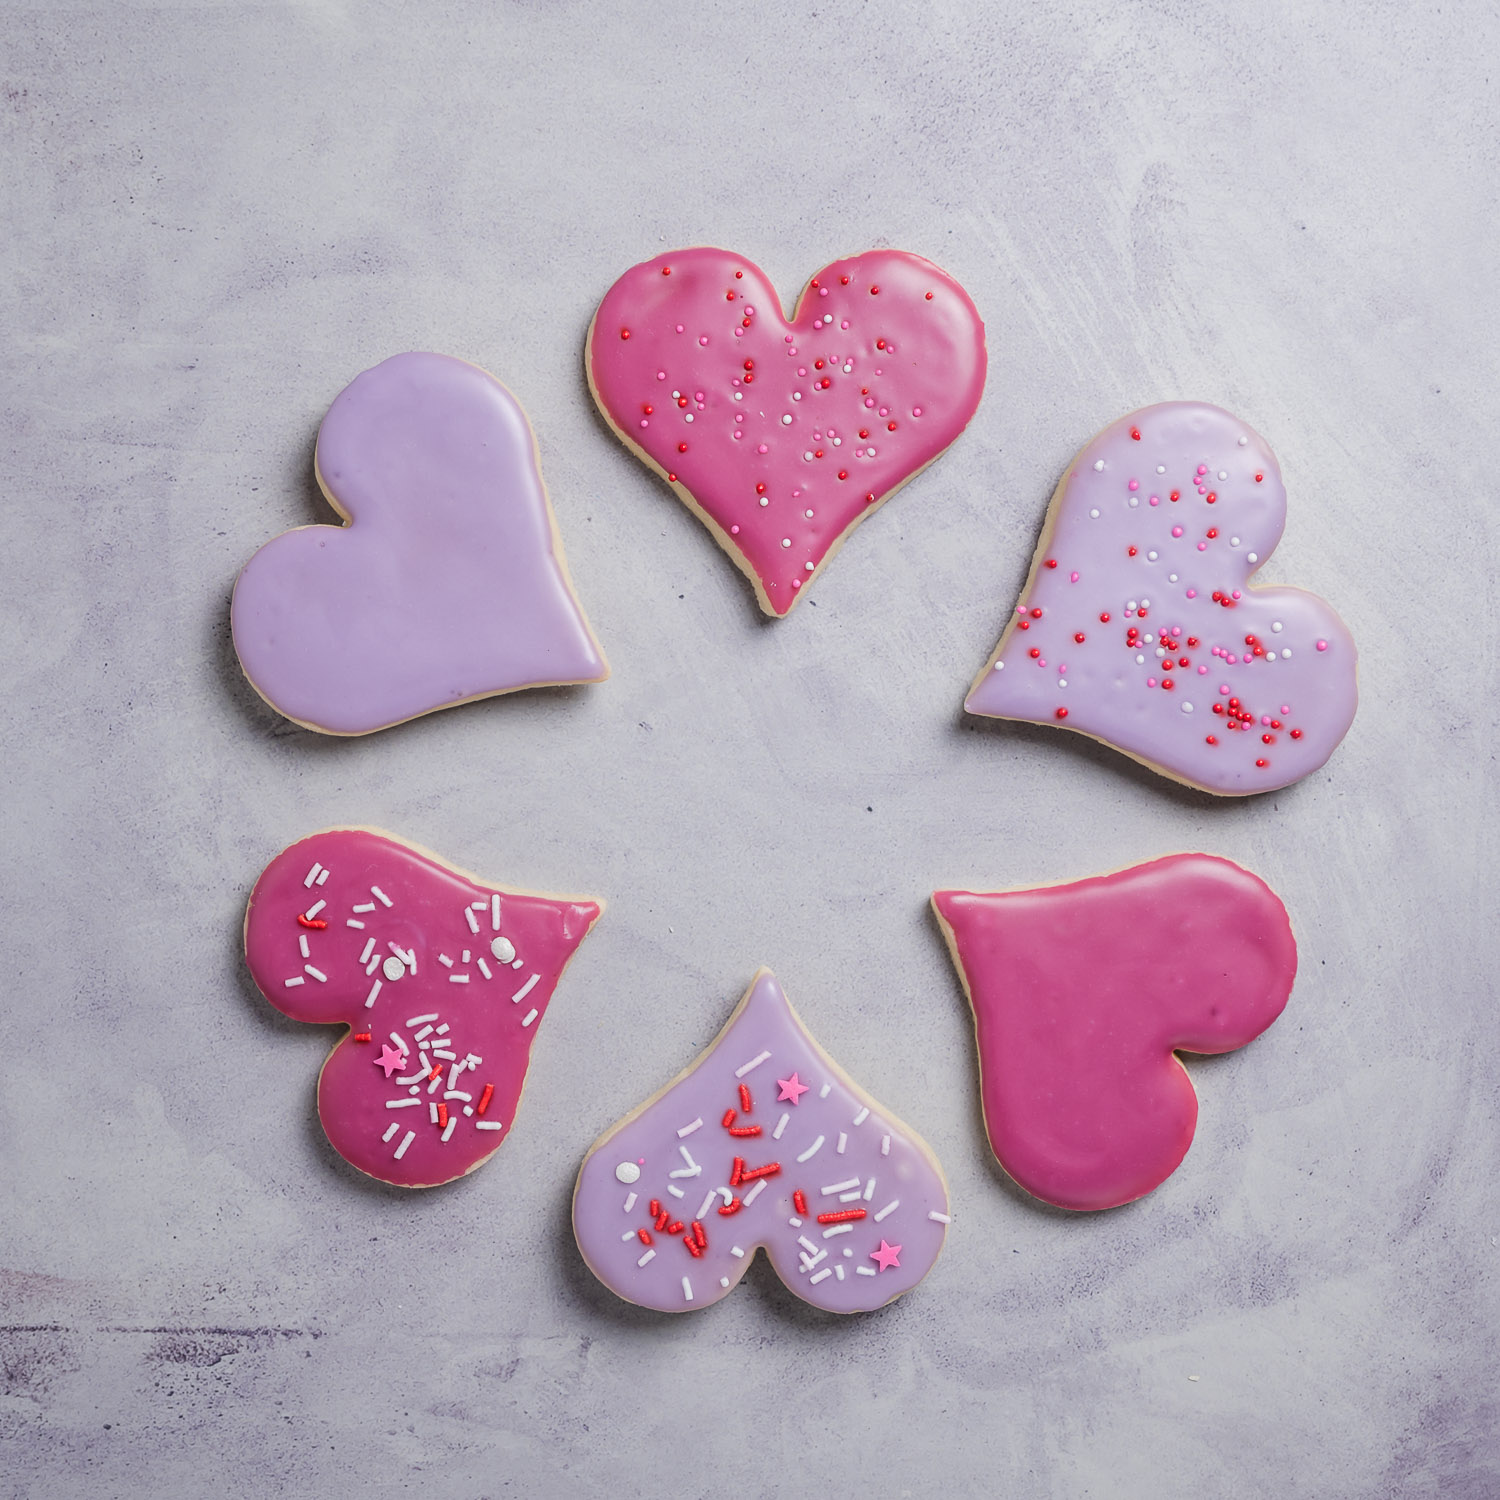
2;2;1497;1495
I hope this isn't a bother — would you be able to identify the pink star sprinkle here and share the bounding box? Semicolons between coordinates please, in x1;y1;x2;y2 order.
375;1044;405;1078
776;1072;810;1105
870;1239;903;1272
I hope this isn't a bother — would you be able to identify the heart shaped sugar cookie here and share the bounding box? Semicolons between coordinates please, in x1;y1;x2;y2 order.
933;854;1295;1211
588;247;987;615
232;352;607;735
244;828;602;1188
964;402;1356;794
573;970;950;1313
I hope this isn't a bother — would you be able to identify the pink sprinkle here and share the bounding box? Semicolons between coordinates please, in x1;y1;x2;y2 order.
1128;479;1139;491
1197;464;1207;475
1261;715;1272;725
639;419;649;429
864;398;875;408
1198;665;1208;674
1316;639;1328;651
798;367;808;376
792;578;801;587
1281;704;1291;714
758;444;768;454
676;324;684;333
1149;495;1160;506
840;319;849;329
1070;571;1079;582
699;335;709;346
879;407;889;417
1147;677;1157;687
657;370;666;380
913;406;923;417
1016;605;1028;616
1197;542;1207;551
734;328;744;337
1171;526;1183;537
784;334;794;343
819;286;828;297
1231;590;1242;599
1038;657;1047;668
730;525;740;534
1220;684;1231;695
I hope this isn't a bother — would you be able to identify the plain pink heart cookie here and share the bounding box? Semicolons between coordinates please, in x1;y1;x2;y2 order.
573;970;950;1313
244;828;602;1188
964;402;1357;794
588;247;987;615
232;352;608;736
932;854;1295;1212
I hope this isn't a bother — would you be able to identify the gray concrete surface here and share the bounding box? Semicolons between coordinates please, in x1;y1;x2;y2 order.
2;2;1497;1495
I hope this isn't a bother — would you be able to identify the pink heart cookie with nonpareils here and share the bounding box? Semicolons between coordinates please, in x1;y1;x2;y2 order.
573;970;950;1313
964;402;1357;794
933;854;1296;1212
232;352;608;736
588;247;987;615
244;828;602;1188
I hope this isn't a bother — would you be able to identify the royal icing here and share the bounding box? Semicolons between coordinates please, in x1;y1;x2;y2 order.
933;854;1296;1211
244;828;602;1188
588;247;986;615
964;402;1357;794
232;352;607;735
572;970;949;1313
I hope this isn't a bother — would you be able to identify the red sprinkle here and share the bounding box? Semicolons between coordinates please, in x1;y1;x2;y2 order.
793;1189;808;1216
727;1125;763;1137
436;1103;448;1129
1055;707;1069;719
665;1220;684;1236
738;1083;752;1114
654;1210;669;1231
619;328;630;340
1045;558;1058;569
717;1197;743;1216
352;1032;371;1043
1130;426;1141;440
297;913;328;930
638;1227;653;1245
476;1083;494;1116
815;1208;868;1225
692;1221;707;1249
737;1161;781;1183
683;1235;703;1257
729;1157;745;1187
649;1199;662;1218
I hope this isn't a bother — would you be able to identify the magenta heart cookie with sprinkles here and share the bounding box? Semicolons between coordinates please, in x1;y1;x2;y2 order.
232;352;608;736
934;854;1296;1211
245;828;602;1188
588;247;987;615
572;970;950;1313
964;402;1357;794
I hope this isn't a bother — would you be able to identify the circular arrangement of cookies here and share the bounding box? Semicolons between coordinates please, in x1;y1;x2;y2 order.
230;246;1357;1314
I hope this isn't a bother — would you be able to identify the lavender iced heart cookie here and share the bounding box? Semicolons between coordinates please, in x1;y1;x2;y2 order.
572;970;950;1314
965;402;1357;795
231;352;608;735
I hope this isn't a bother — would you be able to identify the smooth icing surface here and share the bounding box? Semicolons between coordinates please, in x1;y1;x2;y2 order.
964;403;1356;794
573;970;949;1313
232;352;607;735
588;247;986;615
244;828;601;1188
933;854;1296;1212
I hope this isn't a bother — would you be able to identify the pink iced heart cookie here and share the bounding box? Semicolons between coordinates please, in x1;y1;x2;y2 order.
588;247;986;615
964;402;1357;794
244;828;602;1188
232;352;608;735
933;855;1295;1211
573;970;949;1313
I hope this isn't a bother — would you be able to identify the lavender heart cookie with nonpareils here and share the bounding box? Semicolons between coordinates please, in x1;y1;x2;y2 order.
964;403;1357;795
232;352;608;735
573;970;950;1313
245;827;602;1187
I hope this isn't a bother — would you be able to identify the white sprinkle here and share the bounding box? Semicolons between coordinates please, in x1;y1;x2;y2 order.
822;1177;860;1195
381;1122;400;1143
393;1130;415;1159
819;1084;831;1099
834;1265;845;1280
1181;701;1195;714
315;867;329;886
386;1097;420;1110
444;1090;472;1102
365;955;380;976
789;1216;802;1228
716;1186;734;1207
304;965;327;982
772;1112;789;1140
438;954;453;968
856;1265;877;1276
1238;435;1248;445
492;894;501;930
304;899;326;919
415;1025;434;1041
666;1185;684;1198
284;975;304;988
1090;508;1100;519
406;1013;438;1025
881;1135;890;1156
390;1030;410;1052
809;1269;833;1285
440;1117;457;1143
1218;470;1228;480
696;1191;718;1220
682;1278;694;1303
465;907;479;935
863;1178;876;1200
450;974;470;984
839;1190;863;1203
836;1133;847;1154
620;1231;635;1242
719;1277;730;1288
1147;550;1158;561
928;1211;952;1224
477;958;492;979
512;959;523;970
798;1235;820;1255
382;956;404;982
1272;620;1283;632
298;934;311;959
796;1136;825;1162
345;919;365;930
873;1200;900;1222
615;1162;641;1185
371;886;392;907
1248;552;1258;563
432;1048;456;1061
429;1102;440;1124
303;863;321;889
1093;458;1105;471
730;1246;745;1258
623;1191;638;1212
512;973;540;1004
359;938;377;964
852;1107;869;1126
735;1050;772;1078
823;1224;853;1239
363;979;382;1008
637;1250;656;1267
742;1179;768;1206
474;1120;504;1132
676;1118;703;1138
